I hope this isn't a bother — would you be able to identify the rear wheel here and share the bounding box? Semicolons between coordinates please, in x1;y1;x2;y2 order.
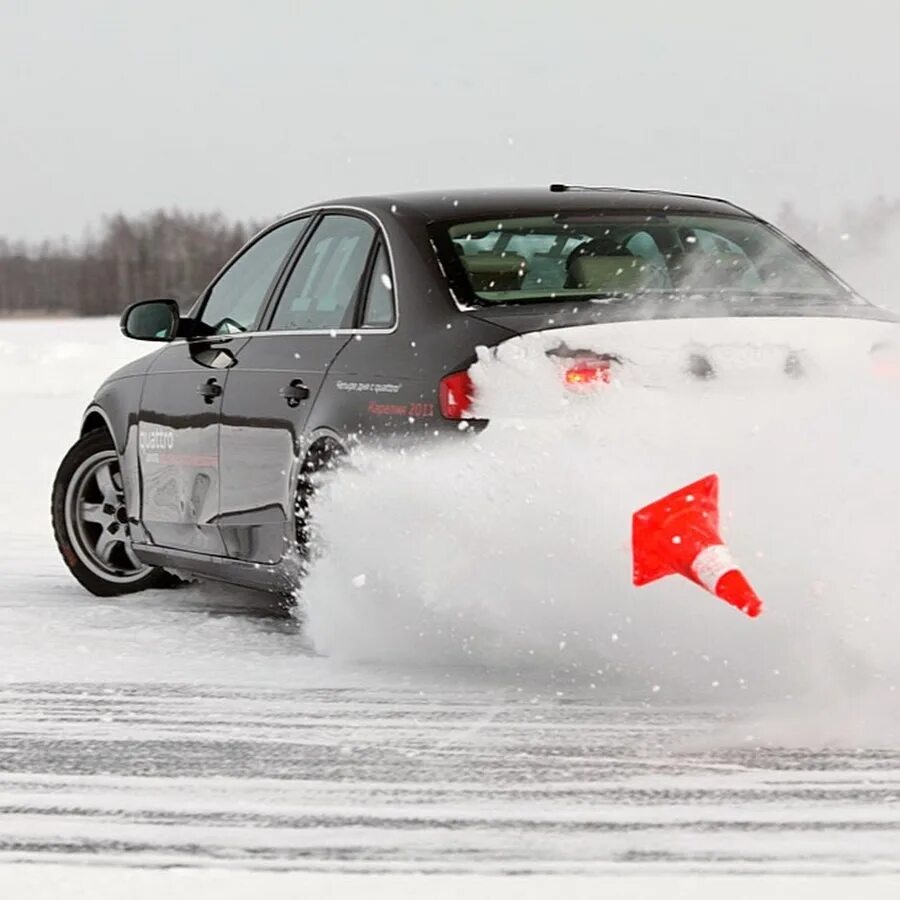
294;438;345;568
52;429;179;597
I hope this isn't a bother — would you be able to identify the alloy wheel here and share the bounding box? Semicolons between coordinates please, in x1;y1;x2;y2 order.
63;450;151;583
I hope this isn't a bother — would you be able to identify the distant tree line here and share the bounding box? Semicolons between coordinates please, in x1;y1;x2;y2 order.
0;210;261;317
1;199;899;317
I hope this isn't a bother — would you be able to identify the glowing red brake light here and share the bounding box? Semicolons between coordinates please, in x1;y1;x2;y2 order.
439;371;474;419
564;359;612;387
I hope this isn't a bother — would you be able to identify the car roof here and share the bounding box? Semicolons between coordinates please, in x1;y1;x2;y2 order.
288;186;752;223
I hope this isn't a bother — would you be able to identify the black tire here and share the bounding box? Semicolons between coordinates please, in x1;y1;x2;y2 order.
293;438;346;567
51;429;179;597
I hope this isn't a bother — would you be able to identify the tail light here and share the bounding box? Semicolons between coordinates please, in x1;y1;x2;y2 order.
547;346;618;390
440;351;614;420
559;353;617;390
440;370;474;418
564;359;612;386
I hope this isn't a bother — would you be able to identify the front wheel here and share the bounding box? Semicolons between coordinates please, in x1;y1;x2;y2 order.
52;429;178;597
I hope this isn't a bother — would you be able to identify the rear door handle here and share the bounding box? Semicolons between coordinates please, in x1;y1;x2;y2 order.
281;379;310;408
197;378;223;403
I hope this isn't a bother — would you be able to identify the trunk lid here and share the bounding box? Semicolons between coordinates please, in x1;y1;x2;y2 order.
467;313;900;417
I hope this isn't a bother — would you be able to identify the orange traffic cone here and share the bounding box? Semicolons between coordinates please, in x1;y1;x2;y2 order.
632;474;763;618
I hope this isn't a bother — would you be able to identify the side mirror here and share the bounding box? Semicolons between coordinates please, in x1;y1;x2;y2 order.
120;299;181;342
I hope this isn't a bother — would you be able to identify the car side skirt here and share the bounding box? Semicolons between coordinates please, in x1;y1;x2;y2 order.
131;542;288;593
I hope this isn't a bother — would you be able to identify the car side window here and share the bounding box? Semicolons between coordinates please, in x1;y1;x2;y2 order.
268;214;376;332
198;217;309;335
361;243;395;328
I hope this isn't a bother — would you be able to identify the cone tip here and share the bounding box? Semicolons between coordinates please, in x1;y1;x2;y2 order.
715;569;764;619
744;598;764;618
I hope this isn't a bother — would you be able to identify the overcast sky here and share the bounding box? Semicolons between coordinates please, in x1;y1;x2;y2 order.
2;0;898;240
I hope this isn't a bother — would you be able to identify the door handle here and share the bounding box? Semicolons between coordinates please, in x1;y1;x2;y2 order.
280;379;310;408
197;378;223;403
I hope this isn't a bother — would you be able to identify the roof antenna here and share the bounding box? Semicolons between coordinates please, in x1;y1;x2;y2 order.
550;183;608;193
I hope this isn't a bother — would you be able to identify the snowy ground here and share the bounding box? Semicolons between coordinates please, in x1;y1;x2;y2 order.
2;317;900;896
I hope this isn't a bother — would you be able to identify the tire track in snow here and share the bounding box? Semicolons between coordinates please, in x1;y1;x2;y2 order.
1;682;900;874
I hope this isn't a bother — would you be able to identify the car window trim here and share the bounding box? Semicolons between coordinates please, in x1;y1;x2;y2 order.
351;235;382;329
178;205;399;342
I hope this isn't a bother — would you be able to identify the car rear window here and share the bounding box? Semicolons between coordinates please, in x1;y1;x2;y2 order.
435;212;850;307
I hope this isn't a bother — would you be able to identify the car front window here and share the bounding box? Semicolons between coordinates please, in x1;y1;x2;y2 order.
198;217;309;334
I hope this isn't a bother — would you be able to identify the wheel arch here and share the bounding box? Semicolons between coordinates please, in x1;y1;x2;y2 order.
302;426;348;467
79;402;141;529
81;406;116;442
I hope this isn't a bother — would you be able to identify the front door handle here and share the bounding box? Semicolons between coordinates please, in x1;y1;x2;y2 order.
281;379;310;408
197;378;223;403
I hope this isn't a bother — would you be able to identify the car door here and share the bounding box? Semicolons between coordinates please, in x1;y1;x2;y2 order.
137;216;309;555
217;212;380;563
